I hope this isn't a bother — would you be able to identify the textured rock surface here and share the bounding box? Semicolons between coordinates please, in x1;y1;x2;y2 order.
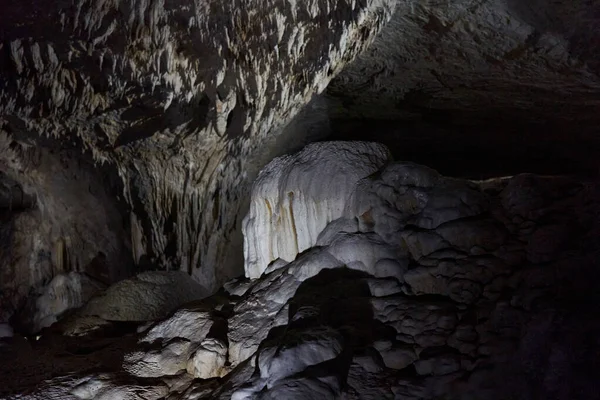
1;0;599;396
0;0;396;320
1;143;597;399
14;272;105;334
80;271;209;322
325;0;600;178
0;135;131;327
329;0;600;121
242;141;390;278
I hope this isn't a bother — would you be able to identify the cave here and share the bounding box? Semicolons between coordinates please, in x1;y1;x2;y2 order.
0;0;599;398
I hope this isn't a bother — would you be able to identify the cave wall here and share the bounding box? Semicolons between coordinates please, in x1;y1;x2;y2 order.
324;0;600;178
0;133;130;325
0;0;396;310
329;0;600;120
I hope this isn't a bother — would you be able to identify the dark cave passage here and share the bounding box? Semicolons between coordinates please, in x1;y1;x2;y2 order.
326;115;599;180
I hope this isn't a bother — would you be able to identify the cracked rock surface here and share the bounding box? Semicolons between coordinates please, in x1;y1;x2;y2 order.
1;142;598;399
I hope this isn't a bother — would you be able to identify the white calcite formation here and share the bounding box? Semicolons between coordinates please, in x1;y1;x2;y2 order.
1;142;598;400
243;141;390;278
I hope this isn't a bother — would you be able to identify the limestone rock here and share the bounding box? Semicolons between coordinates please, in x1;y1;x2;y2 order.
378;345;418;370
16;272;105;334
258;327;344;388
70;374;169;400
0;0;396;302
80;271;209;322
1;143;598;400
328;0;600;123
227;246;345;366
315;217;359;246
414;354;462;376
124;339;193;378
124;307;220;378
186;338;228;379
242;141;391;279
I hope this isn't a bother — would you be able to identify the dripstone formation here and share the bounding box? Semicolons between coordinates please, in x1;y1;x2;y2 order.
1;142;598;399
0;0;395;326
0;0;599;398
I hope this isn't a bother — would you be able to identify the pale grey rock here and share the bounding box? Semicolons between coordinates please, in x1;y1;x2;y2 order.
263;258;290;276
80;271;209;322
0;144;132;328
347;362;395;400
378;163;441;188
448;325;479;356
227;269;298;366
374;258;409;281
124;339;193;377
391;373;464;400
404;259;507;304
1;145;598;400
285;247;345;282
18;272;105;334
403;266;447;296
412;183;488;230
228;247;344;366
344;162;489;248
401;231;448;260
258;327;344;388
186;338;228;379
372;296;458;347
13;374;168;400
414;354;462;376
0;323;13;339
255;376;341;400
141;309;216;344
161;374;197;397
365;277;403;297
435;219;508;252
70;375;169;400
124;307;219;378
352;348;386;373
325;232;404;278
223;278;254;298
50;314;114;337
315;217;359;246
